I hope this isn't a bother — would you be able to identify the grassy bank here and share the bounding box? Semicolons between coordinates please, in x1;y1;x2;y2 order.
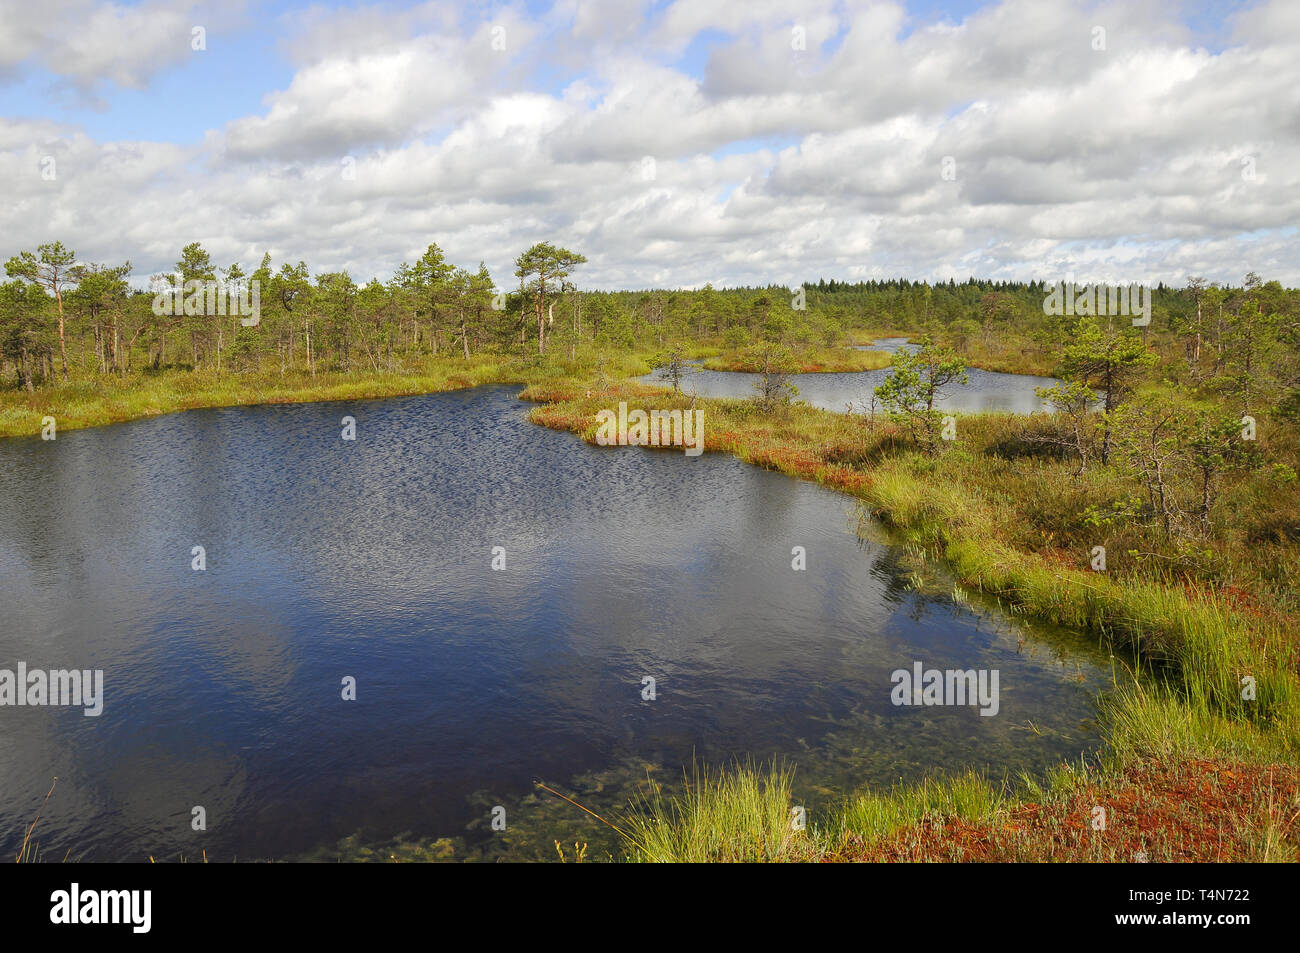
0;332;1031;441
616;752;1299;862
523;378;1300;862
0;351;664;440
0;358;522;439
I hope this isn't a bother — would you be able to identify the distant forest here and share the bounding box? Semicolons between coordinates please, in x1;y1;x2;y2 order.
4;239;1299;424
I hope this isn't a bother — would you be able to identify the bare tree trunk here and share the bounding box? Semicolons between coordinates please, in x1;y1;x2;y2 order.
1194;298;1202;362
537;275;548;355
19;345;34;393
571;292;579;361
54;288;69;380
121;324;147;378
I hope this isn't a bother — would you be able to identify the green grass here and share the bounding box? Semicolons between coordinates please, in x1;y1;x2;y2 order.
622;762;821;863
0;349;665;440
829;771;1004;846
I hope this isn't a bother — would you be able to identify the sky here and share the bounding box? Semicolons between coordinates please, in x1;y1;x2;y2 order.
1;0;1296;290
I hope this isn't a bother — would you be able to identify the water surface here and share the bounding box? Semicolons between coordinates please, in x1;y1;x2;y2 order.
0;385;1106;860
646;364;1060;414
644;338;1060;414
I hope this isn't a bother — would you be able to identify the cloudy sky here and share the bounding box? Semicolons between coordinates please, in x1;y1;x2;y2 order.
1;0;1296;290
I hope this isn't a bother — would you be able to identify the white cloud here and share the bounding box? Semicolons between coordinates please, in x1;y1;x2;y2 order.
0;1;246;94
2;0;1298;289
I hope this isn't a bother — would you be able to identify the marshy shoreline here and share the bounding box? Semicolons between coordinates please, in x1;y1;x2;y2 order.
7;343;1295;861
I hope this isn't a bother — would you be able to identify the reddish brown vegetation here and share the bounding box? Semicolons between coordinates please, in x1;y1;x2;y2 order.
827;759;1300;863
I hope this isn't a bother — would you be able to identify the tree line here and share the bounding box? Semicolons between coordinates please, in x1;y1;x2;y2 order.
1;239;589;389
4;239;1299;444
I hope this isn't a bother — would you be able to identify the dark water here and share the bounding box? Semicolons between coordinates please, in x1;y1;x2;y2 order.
646;339;1060;414
0;385;1108;861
